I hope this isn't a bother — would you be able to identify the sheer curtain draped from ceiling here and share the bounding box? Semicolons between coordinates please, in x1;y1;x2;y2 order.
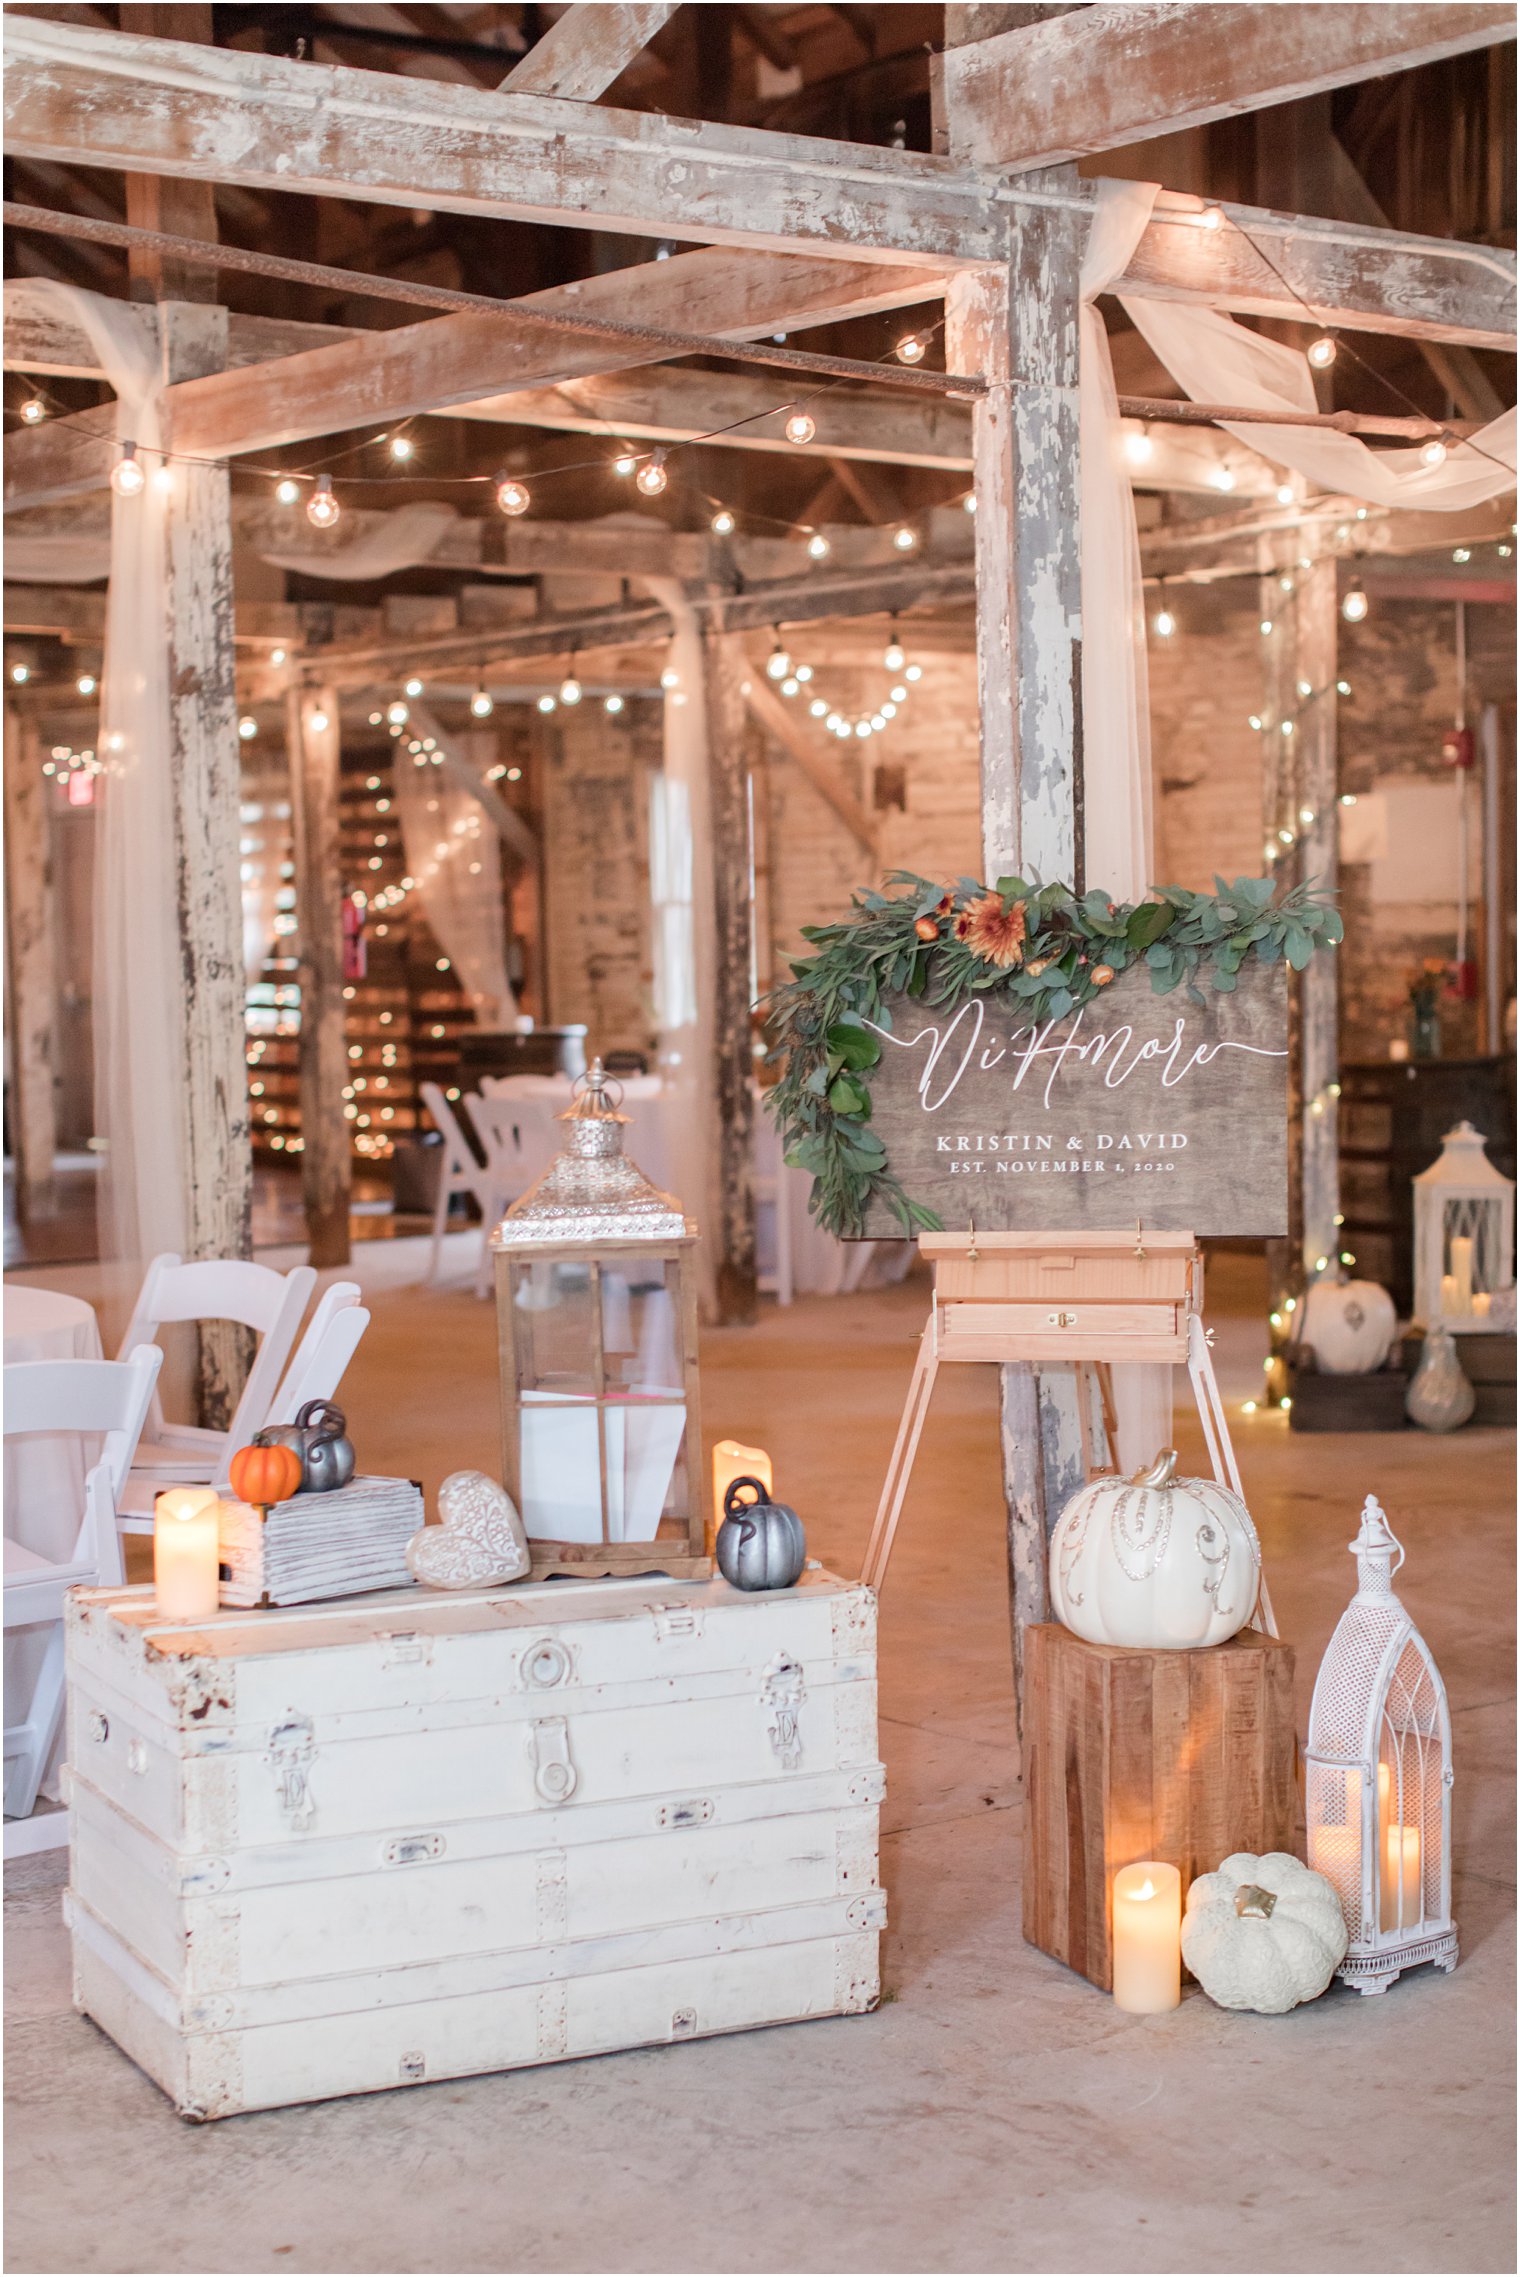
393;705;517;1031
22;282;189;1273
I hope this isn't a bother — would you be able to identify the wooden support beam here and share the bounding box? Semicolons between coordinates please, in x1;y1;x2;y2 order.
702;625;758;1327
942;3;1516;170
740;667;878;858
160;302;254;1425
3;586;107;642
3;702;58;1214
286;682;351;1269
3;418;117;512
499;2;679;97
121;2;218;303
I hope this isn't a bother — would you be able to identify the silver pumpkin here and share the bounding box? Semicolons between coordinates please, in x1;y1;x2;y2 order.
716;1477;806;1592
255;1399;356;1493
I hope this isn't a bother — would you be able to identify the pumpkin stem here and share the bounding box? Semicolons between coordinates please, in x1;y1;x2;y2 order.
1234;1883;1278;1919
1130;1448;1179;1490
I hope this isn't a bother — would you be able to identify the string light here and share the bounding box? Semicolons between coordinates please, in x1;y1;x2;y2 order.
890;683;908;703
1307;334;1338;369
806;531;830;559
389;433;414;462
1260;618;1274;636
1452;546;1471;563
963;491;976;513
809;698;828;717
309;709;329;733
1210;465;1236;492
1153;599;1176;639
766;634;790;681
387;701;409;726
274;476;301;506
893;527;917;551
151;461;174;496
1421;436;1448;467
904;663;922;682
711;507;736;535
784;412;816;446
636;451;668;496
403;676;424;698
9;663;29;684
1276;483;1294;505
111;441;145;497
307;474;340;528
660;667;680;691
537;693;557;713
19;397;45;425
781;676;800;697
495;472;530;516
271;648;287;667
238;715;258;740
896;335;926;364
76;673;96;696
605;694;624;714
1124;428;1154;466
559;670;582;705
613;447;638;477
883;623;905;672
795;664;812;683
1341;578;1369;623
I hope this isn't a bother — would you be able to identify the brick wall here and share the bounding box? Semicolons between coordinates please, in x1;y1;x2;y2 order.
541;697;661;1055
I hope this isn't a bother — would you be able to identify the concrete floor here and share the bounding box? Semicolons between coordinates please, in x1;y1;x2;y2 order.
5;1243;1515;2275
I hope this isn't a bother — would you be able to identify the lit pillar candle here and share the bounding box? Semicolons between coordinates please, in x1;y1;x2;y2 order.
1112;1862;1181;2014
1439;1273;1458;1319
1449;1236;1474;1314
153;1487;222;1620
1381;1824;1422;1932
1473;1291;1492;1319
710;1440;773;1556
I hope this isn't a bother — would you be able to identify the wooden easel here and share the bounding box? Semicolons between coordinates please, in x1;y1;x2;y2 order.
860;1225;1276;1635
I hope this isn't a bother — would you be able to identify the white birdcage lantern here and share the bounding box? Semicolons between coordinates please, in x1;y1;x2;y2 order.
1412;1121;1514;1330
1305;1496;1457;1995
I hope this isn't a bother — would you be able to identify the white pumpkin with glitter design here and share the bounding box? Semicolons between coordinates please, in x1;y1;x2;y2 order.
1048;1449;1262;1649
407;1468;530;1589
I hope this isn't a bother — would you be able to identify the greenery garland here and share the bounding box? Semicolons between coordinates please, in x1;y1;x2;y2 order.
766;870;1342;1238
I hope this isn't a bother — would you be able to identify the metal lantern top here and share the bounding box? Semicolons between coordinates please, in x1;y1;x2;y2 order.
1411;1121;1516;1329
1304;1496;1456;1993
490;1060;688;1249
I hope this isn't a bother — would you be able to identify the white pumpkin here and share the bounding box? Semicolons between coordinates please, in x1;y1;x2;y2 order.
1048;1449;1261;1650
1300;1275;1397;1376
1182;1850;1348;2013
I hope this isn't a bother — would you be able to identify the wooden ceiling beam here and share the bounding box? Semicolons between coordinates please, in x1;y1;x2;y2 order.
942;2;1516;169
498;3;680;98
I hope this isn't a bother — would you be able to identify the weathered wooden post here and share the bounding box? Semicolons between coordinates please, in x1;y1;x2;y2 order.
701;621;758;1326
287;682;351;1268
3;702;57;1217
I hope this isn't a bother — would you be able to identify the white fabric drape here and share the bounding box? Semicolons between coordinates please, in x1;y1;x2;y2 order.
1078;183;1172;1472
1120;296;1517;511
20;283;189;1269
641;578;718;1316
262;501;463;582
3;530;112;584
1080;178;1161;904
394;707;516;1029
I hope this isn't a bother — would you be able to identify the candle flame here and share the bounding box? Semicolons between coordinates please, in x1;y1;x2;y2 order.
1134;1879;1156;1901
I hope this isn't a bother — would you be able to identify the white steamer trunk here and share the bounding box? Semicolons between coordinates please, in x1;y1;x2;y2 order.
63;1572;882;2119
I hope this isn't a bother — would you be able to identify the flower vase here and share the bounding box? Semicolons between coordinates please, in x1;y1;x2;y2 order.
1409;1006;1442;1061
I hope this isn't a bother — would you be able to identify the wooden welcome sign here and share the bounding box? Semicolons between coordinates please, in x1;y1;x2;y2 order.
856;961;1289;1237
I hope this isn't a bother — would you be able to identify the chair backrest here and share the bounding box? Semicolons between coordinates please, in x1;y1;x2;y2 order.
116;1254;316;1448
419;1082;488;1182
467;1095;562;1195
261;1284;369;1436
3;1345;164;1507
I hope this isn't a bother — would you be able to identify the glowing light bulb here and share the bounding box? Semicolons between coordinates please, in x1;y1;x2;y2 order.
904;663;922;682
470;686;494;718
1298;678;1312;696
795;664;813;683
9;663;29;684
389;433;414;461
271;649;287;668
636;452;668;496
111;443;145;497
1341;579;1369;623
387;701;409;726
19;397;45;425
537;693;557;713
77;674;96;696
1276;484;1295;506
896;335;926;364
495;473;530;516
809;698;828;718
660;667;680;691
766;644;790;681
1210;465;1236;492
1124;429;1153;466
1260;619;1274;637
884;635;905;672
1307;334;1337;369
781;677;800;697
880;701;897;719
806;531;830;559
307;475;340;528
1153;607;1175;638
1421;437;1447;467
893;527;917;551
309;709;329;733
238;715;258;740
1452;546;1471;564
150;461;174;495
963;491;976;513
891;684;908;703
855;720;872;737
613;448;638;477
559;675;582;705
1249;715;1263;731
784;412;816;446
711;507;736;535
605;694;624;715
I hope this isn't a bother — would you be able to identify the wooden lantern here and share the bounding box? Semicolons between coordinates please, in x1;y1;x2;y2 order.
491;1062;708;1580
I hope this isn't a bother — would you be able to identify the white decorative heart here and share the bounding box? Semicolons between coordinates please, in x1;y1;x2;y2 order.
406;1469;531;1590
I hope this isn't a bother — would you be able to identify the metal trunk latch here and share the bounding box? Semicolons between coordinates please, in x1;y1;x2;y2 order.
528;1715;578;1804
760;1652;806;1770
264;1714;316;1830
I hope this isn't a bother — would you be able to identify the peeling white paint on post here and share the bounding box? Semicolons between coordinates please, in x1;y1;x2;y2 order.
947;162;1091;1727
3;702;57;1214
287;683;351;1269
702;625;758;1326
1296;549;1340;1279
161;303;253;1426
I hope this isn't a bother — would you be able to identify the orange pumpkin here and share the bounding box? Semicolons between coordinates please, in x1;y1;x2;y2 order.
228;1440;303;1508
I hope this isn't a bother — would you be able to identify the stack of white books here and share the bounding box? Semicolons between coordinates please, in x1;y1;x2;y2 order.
218;1477;425;1608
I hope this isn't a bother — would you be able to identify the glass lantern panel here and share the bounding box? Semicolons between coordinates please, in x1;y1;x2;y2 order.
1443;1196;1504;1293
599;1257;682;1394
1306;1760;1365;1940
510;1258;598;1398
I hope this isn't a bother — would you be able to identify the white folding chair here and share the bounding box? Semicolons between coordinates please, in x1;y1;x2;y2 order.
419;1082;499;1283
4;1344;163;1850
115;1254;316;1529
262;1283;370;1433
465;1094;563;1298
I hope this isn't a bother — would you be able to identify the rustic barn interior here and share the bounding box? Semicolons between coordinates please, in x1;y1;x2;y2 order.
3;5;1516;2272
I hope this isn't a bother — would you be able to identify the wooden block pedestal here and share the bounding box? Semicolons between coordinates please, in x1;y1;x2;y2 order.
1022;1624;1297;1991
